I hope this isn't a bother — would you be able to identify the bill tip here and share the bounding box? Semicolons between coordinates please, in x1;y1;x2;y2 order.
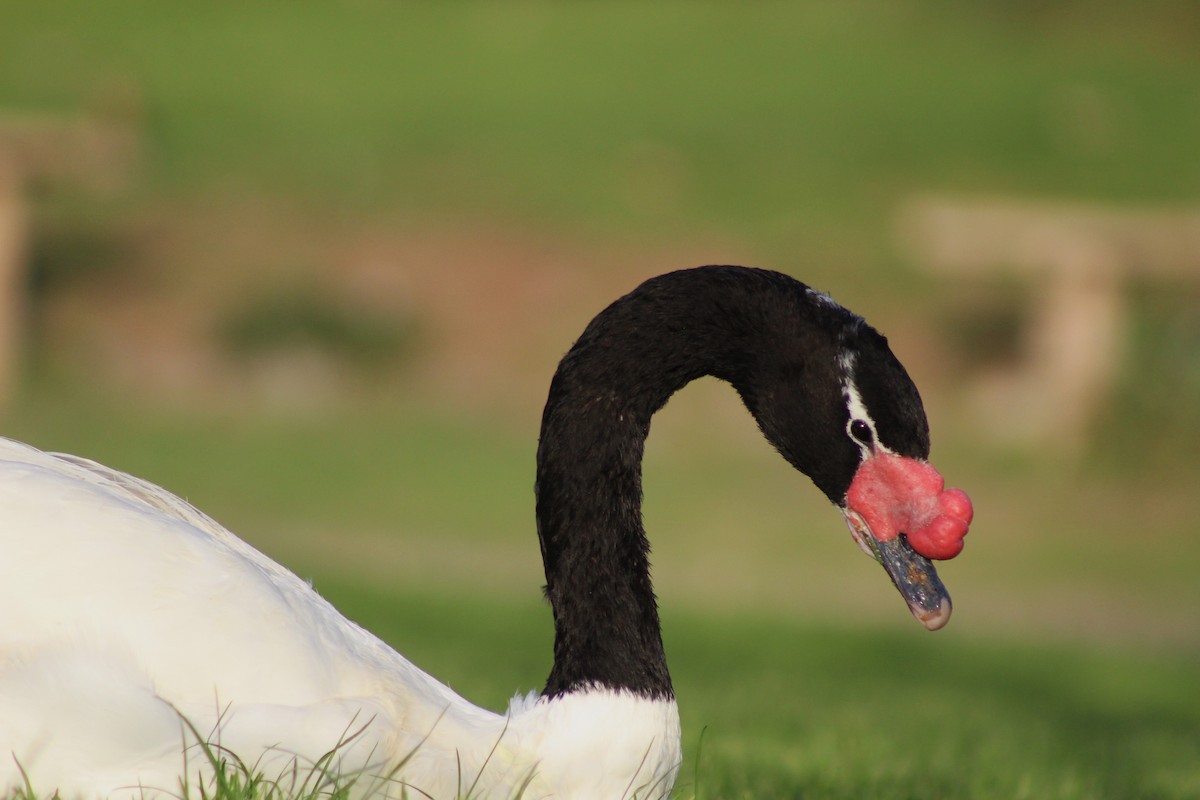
916;596;952;631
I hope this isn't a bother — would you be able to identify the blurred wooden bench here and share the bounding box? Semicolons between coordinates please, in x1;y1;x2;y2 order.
0;112;139;410
898;197;1200;450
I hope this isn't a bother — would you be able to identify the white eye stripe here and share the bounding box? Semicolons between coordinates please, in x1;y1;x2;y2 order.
840;354;895;457
844;390;878;458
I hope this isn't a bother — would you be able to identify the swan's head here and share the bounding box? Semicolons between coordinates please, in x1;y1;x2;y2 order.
835;320;972;631
744;294;973;631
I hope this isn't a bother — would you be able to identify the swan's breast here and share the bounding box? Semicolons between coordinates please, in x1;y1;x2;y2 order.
509;690;681;800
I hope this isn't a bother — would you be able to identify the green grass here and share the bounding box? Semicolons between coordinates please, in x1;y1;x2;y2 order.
7;717;526;800
13;580;1193;799
315;582;1200;800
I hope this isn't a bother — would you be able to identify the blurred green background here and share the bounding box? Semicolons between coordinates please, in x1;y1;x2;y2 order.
2;2;1199;797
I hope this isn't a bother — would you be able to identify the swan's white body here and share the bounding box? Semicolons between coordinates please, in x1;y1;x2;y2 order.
0;438;680;799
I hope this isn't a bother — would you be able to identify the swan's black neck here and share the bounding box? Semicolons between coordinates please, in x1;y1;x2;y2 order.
535;266;912;699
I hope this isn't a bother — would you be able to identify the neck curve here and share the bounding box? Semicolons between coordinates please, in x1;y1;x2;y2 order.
535;267;846;699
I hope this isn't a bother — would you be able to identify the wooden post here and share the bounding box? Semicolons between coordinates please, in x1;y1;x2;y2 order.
0;113;138;413
0;156;27;412
898;197;1200;450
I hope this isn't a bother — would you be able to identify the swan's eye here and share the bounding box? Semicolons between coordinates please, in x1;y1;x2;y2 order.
849;419;874;446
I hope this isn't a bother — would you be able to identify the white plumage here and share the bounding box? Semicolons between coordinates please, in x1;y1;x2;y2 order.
0;437;679;799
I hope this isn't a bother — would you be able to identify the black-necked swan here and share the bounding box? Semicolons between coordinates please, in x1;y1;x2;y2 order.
0;266;972;799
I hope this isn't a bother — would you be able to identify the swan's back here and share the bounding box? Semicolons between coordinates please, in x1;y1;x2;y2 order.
2;437;381;702
0;437;480;797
